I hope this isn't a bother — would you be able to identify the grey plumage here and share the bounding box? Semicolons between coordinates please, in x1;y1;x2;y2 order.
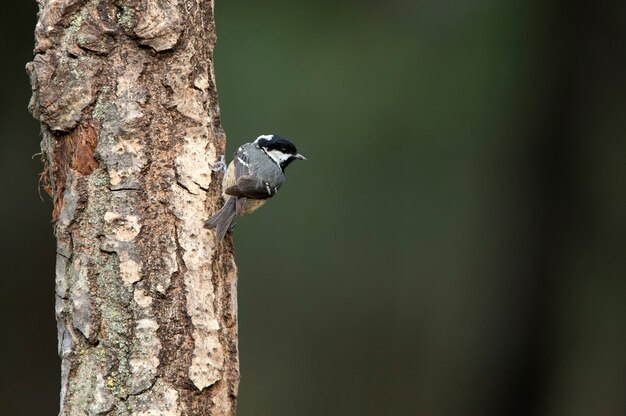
205;139;298;241
233;143;286;194
204;197;236;241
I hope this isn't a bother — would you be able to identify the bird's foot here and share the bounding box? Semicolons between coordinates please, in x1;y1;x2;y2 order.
211;155;226;174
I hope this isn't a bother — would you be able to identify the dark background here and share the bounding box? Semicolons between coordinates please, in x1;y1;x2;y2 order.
2;1;625;415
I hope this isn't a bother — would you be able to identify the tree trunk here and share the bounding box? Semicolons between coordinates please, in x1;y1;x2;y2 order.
26;1;239;414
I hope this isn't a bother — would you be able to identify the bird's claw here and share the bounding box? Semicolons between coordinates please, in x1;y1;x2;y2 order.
211;155;226;174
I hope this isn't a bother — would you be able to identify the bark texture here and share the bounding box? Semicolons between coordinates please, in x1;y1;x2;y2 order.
26;0;239;414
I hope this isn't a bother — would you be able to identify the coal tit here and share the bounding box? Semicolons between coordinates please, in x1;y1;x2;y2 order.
205;134;306;240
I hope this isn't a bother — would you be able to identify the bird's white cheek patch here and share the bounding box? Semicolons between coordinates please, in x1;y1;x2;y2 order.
265;149;291;165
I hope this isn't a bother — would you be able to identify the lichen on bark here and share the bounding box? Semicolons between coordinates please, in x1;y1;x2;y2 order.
27;0;239;414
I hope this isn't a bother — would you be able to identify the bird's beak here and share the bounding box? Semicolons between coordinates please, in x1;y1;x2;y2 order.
295;153;307;160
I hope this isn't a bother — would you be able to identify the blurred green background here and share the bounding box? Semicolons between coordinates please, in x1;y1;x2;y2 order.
1;1;625;415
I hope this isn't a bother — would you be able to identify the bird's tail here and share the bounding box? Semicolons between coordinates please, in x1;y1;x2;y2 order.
204;197;237;241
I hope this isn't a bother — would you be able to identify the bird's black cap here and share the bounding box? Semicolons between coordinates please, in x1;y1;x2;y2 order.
255;134;298;155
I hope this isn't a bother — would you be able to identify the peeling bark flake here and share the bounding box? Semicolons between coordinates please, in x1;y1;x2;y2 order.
50;125;99;221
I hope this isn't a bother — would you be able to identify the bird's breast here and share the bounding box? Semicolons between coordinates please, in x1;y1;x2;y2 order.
242;198;267;214
221;161;237;196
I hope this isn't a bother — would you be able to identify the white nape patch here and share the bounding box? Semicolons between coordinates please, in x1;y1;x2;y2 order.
237;156;249;167
264;181;271;194
254;134;274;143
264;149;292;167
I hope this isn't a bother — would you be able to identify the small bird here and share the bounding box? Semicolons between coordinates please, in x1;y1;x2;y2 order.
205;134;306;241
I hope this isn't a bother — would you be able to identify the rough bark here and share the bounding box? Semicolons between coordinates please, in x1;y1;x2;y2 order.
26;0;239;414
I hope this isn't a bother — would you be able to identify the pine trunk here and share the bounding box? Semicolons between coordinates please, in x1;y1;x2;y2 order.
26;0;239;414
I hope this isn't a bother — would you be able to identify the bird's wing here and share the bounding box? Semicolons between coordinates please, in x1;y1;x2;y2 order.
225;175;276;199
234;147;252;178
